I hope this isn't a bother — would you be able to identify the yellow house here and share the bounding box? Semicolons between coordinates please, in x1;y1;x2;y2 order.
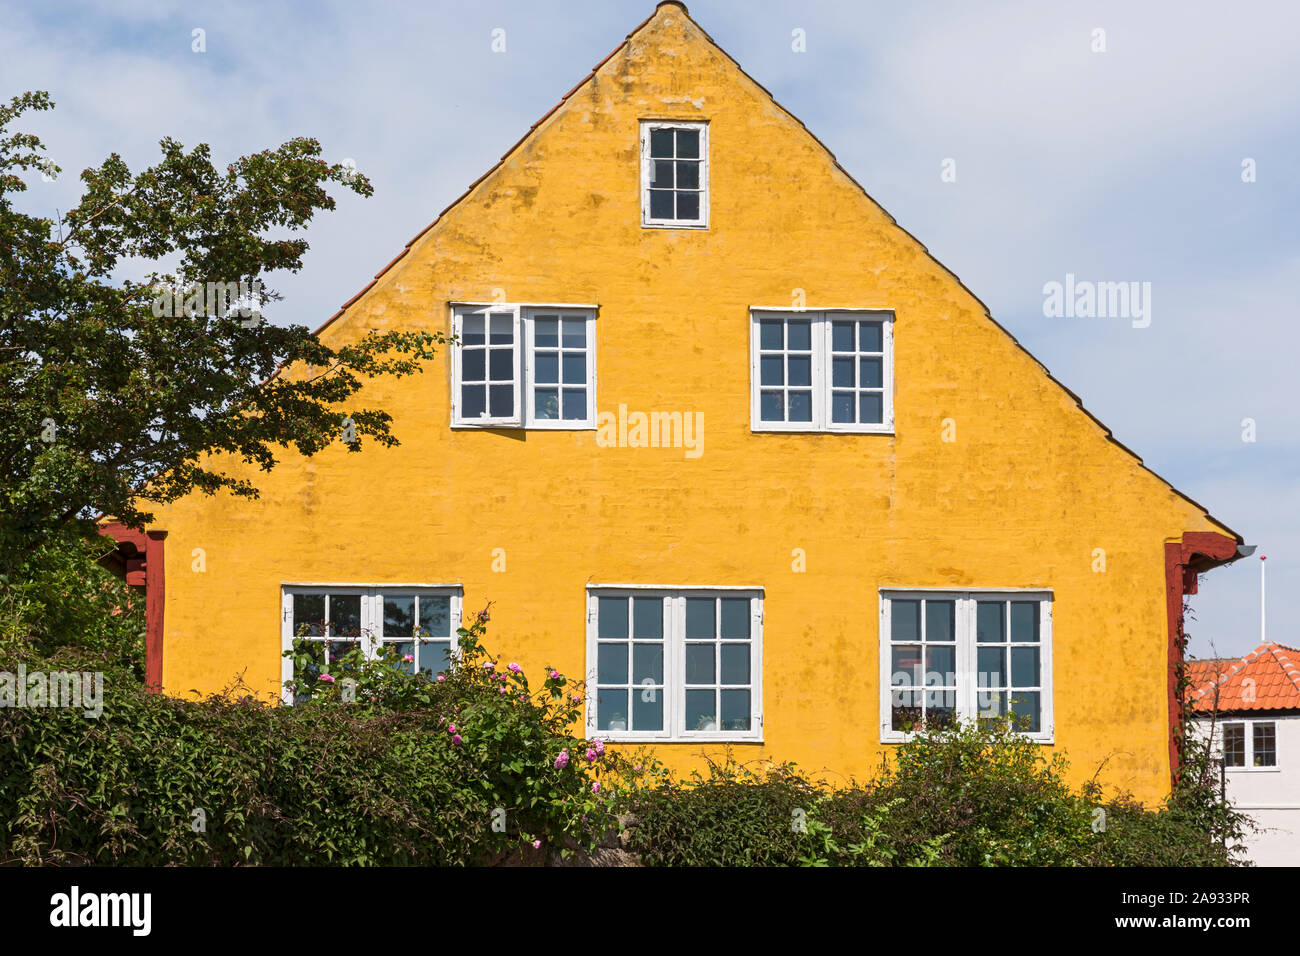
136;1;1245;803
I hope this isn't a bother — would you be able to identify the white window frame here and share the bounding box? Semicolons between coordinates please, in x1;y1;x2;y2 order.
279;583;463;703
640;120;709;230
450;303;598;429
585;585;763;743
750;308;895;434
1218;719;1280;772
878;589;1053;744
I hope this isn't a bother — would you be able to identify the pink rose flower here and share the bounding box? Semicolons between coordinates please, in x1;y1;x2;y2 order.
554;750;569;770
448;724;457;734
532;839;542;850
549;670;560;680
586;748;597;762
591;781;601;794
319;674;335;683
452;734;462;745
483;661;494;670
593;739;605;756
508;662;522;673
403;654;414;663
436;674;446;682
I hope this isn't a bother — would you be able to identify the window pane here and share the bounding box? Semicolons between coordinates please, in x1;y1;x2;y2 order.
760;356;783;386
327;640;359;667
535;352;558;384
489;384;514;418
977;689;1006;723
925;689;956;728
675;161;699;189
892;689;921;732
633;689;663;731
686;644;715;684
925;645;955;683
383;596;415;637
461;384;485;418
759;320;783;350
534;389;559;420
676;191;699;220
1009;691;1040;732
417;640;451;676
720;690;750;730
787;356;811;386
488;313;513;343
561;318;586;347
977;602;1005;643
561;389;586;420
293;593;326;636
419;596;450;637
832;356;854;387
598;643;629;684
462;349;485;381
534;316;558;347
720;598;749;638
721;644;750;684
461;315;485;345
1222;724;1245;766
489;349;514;381
831;321;854;352
1011;647;1040;687
631;597;662;638
925;600;955;642
650;128;674;157
831;392;854;423
859;356;883;388
859;321;882;351
978;646;1005;687
633;643;663;684
649;190;673;219
1253;724;1276;767
760;391;783;421
598;688;630;731
329;595;361;637
891;600;920;642
891;645;922;685
598;597;628;639
859;393;883;424
651;159;673;188
685;598;715;639
787;321;811;350
686;689;716;731
1010;602;1040;642
788;390;812;421
676;128;699;158
562;354;586;384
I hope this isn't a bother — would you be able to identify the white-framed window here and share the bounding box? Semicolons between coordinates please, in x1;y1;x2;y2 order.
879;590;1053;743
750;309;894;433
450;304;597;429
1220;720;1278;770
640;121;708;229
280;584;462;702
586;587;762;742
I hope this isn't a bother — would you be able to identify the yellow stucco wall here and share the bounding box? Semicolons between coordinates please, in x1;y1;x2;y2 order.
149;4;1232;804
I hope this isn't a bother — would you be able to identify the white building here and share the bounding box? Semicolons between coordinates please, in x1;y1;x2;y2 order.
1189;642;1300;866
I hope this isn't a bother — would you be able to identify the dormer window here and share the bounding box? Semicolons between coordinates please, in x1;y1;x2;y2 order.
640;120;708;229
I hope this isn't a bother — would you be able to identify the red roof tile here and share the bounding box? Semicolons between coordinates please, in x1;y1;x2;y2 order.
1188;642;1300;713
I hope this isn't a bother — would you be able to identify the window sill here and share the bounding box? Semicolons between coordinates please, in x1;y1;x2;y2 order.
881;731;1055;746
450;422;596;431
597;735;765;745
1224;766;1281;773
641;220;709;231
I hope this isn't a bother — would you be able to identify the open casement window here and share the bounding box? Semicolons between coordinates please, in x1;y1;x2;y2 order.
280;585;462;702
879;590;1053;743
586;588;762;742
1220;720;1278;770
750;309;894;433
451;304;596;428
640;121;708;228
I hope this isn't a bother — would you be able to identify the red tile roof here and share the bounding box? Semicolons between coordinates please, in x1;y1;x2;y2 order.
1187;642;1300;713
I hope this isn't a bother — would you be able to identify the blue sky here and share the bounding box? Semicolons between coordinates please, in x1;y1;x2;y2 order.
4;0;1295;660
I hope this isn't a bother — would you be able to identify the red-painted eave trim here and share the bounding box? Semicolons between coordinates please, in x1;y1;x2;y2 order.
1166;531;1240;790
98;522;166;693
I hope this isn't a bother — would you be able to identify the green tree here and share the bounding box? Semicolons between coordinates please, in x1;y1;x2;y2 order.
0;90;442;567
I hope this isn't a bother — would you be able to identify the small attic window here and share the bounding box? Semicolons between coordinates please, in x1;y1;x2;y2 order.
641;120;708;229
